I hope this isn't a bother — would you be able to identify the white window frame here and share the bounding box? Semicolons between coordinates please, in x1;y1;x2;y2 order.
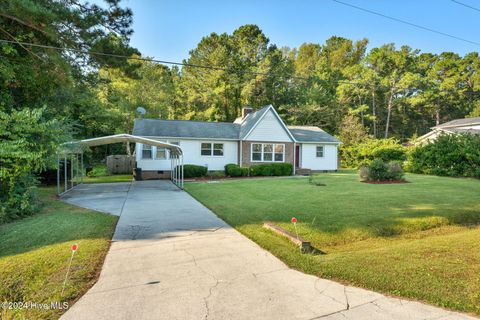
141;144;152;159
200;142;224;157
251;143;285;163
155;146;167;160
316;145;324;158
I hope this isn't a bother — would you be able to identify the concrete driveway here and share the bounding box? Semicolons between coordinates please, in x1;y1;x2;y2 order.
61;180;477;320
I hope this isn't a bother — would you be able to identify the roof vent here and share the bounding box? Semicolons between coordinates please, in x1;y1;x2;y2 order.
242;107;253;119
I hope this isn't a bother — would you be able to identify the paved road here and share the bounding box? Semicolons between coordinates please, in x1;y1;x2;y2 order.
61;180;477;320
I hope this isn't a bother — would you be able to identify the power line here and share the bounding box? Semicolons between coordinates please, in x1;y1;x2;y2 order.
451;0;480;12
331;0;480;47
0;38;369;87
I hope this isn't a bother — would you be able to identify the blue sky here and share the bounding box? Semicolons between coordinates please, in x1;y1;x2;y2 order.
120;0;480;62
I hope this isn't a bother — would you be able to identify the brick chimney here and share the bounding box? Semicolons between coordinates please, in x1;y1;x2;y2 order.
242;107;253;119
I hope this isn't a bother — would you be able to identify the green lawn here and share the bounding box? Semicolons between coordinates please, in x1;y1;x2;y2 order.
185;172;480;316
0;188;118;320
80;174;132;184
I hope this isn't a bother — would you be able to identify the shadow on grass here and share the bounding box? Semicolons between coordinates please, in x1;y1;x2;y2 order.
0;188;117;258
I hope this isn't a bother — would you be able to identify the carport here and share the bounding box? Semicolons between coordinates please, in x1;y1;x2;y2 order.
57;134;184;195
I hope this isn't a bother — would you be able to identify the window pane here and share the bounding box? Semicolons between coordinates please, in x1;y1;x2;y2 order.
316;146;324;157
263;144;273;152
275;144;284;153
264;153;273;161
252;144;262;152
156;148;166;159
213;143;223;156
142;144;152;159
252;152;262;161
201;143;212;156
274;153;284;162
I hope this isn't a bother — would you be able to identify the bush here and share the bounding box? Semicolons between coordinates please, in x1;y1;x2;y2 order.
225;163;249;177
0;107;71;224
207;171;226;178
388;161;405;181
407;133;480;178
87;165;108;177
341;138;406;168
182;164;208;178
359;159;405;182
250;163;292;176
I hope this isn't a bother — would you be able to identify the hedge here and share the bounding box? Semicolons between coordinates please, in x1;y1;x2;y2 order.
407;133;480;178
341;138;406;168
250;163;293;176
224;163;293;177
224;164;249;177
182;164;208;178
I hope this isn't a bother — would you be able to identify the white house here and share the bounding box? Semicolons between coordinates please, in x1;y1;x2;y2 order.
416;117;480;145
132;105;341;178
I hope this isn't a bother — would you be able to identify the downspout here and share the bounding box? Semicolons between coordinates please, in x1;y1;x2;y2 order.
239;140;243;167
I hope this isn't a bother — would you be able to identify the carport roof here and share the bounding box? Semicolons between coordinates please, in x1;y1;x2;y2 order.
62;134;183;155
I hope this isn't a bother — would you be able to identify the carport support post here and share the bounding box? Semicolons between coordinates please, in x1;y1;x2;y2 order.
181;155;184;189
57;154;60;195
80;152;84;184
70;154;74;189
64;153;67;193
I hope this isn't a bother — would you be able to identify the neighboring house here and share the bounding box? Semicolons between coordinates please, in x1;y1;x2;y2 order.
416;117;480;145
132;105;341;179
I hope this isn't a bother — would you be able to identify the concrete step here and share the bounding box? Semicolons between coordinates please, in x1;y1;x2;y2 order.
296;168;311;176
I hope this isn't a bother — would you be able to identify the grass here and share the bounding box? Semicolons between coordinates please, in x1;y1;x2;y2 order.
81;174;132;184
0;188;118;320
185;171;480;316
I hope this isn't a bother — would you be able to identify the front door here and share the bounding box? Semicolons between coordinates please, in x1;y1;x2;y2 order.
295;145;300;168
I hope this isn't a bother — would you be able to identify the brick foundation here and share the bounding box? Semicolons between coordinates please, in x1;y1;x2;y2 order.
140;170;171;180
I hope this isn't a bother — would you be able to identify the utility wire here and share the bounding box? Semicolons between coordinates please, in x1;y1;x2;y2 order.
331;0;480;46
0;38;370;87
451;0;480;12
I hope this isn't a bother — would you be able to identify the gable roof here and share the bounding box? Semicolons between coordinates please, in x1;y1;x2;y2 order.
238;105;270;139
239;105;296;141
434;117;480;129
132;105;340;144
133;119;240;140
288;126;341;144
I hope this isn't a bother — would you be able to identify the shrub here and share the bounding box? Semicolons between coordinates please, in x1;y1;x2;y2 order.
87;165;108;177
250;163;292;176
341;138;406;168
182;164;207;178
367;159;390;181
0;107;71;224
359;159;405;182
207;171;226;178
407;133;480;178
225;163;247;177
225;164;249;177
388;161;405;181
358;166;370;181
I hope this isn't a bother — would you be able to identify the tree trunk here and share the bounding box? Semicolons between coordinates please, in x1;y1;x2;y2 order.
372;90;377;137
385;89;394;138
